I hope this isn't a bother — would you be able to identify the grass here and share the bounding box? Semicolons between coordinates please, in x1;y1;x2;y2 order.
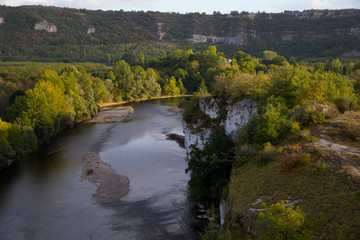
228;129;360;239
86;169;94;175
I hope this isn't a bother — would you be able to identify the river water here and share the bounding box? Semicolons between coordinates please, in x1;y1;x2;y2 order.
0;98;200;240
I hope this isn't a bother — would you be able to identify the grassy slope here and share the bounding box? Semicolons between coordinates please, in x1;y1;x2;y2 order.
227;113;360;239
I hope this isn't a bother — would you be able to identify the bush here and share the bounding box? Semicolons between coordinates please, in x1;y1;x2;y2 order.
257;201;313;240
258;142;281;165
201;219;221;240
281;144;313;170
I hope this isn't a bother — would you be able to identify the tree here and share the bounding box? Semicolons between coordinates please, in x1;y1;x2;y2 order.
113;60;136;100
163;77;180;96
263;50;278;60
198;79;208;96
144;68;161;97
177;79;186;95
258;201;312;240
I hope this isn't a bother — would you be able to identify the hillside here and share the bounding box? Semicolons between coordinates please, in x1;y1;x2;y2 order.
0;6;360;62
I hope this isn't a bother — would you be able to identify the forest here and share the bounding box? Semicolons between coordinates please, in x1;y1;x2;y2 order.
0;44;360;238
0;6;360;62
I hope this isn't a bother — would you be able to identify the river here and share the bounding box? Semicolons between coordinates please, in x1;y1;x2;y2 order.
0;98;200;240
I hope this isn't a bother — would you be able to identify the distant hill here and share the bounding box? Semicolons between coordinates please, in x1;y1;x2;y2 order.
0;6;359;62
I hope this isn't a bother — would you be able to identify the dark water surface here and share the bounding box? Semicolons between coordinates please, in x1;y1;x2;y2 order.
0;99;199;240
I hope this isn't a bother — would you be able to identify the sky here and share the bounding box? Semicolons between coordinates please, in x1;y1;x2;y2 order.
1;0;359;13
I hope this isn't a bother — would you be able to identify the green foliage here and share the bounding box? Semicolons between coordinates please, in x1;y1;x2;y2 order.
163;77;180;96
257;201;313;240
186;128;234;206
256;97;300;144
92;77;112;103
201;219;221;240
263;50;277;61
258;142;281;165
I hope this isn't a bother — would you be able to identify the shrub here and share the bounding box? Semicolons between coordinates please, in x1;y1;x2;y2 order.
281;144;313;170
200;219;221;240
257;201;313;240
259;142;281;165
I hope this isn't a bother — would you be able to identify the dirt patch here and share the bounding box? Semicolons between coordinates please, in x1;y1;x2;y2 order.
82;153;129;200
87;107;134;123
313;127;360;178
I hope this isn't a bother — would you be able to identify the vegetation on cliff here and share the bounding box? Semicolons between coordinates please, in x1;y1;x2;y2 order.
0;6;360;62
182;49;360;239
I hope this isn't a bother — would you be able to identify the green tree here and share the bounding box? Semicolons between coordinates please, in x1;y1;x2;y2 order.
113;60;136;100
92;77;112;103
144;68;161;97
163;77;180;96
258;201;312;240
177;78;186;95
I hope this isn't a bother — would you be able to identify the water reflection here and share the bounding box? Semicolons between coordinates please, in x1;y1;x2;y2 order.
0;98;199;240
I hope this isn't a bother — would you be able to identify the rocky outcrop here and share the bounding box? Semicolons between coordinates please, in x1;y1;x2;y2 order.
343;49;360;57
183;98;257;154
0;17;4;25
34;20;57;33
199;98;220;119
224;99;257;141
183;120;212;154
187;34;245;45
87;27;96;34
157;23;165;40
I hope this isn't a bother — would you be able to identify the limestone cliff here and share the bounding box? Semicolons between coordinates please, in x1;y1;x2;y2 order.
34;20;57;33
157;23;165;40
183;98;257;154
87;27;96;34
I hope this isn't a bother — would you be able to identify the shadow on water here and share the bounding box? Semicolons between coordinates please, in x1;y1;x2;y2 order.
97;196;204;240
0;98;204;240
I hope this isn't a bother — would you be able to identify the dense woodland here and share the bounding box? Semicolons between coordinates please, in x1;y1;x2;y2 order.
0;6;360;62
1;6;360;237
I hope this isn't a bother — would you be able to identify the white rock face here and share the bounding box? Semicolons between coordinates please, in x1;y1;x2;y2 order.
0;17;4;25
34;20;57;33
87;27;96;34
199;98;219;119
157;23;165;40
224;99;257;141
183;120;211;154
183;98;257;154
220;200;230;225
187;34;245;45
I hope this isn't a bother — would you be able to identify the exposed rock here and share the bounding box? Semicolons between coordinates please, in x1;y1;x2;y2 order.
224;99;257;141
183;120;212;154
166;133;185;148
199;98;219;119
343;49;360;57
34;20;57;33
87;27;96;34
183;98;257;153
0;17;4;25
187;34;245;45
157;22;165;40
220;200;230;225
82;153;130;200
87;107;134;123
349;27;360;37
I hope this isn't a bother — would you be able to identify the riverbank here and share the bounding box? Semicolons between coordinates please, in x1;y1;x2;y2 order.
82;153;130;200
87;106;134;123
98;95;192;108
